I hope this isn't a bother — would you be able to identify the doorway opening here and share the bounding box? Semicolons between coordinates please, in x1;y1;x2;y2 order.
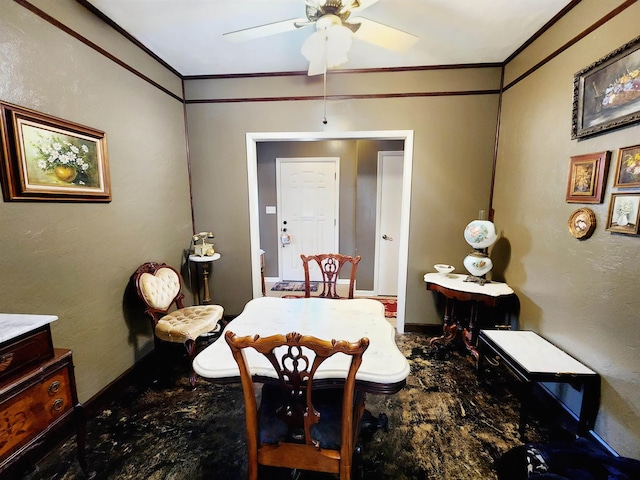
246;130;414;333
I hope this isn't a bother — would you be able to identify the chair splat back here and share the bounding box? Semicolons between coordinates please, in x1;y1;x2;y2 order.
300;253;361;299
225;330;369;480
134;262;185;325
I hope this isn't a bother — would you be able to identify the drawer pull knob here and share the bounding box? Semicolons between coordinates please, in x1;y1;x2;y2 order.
51;399;64;413
486;356;501;367
48;381;61;395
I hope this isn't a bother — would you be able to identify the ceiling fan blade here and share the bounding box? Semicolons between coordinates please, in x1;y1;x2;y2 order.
350;17;418;52
307;58;326;76
344;0;380;14
223;18;309;42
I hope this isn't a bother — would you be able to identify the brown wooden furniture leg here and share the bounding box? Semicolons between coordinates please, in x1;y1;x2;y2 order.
429;298;460;347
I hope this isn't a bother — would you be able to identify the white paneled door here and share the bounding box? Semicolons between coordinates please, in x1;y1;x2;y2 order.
375;151;403;296
277;158;339;281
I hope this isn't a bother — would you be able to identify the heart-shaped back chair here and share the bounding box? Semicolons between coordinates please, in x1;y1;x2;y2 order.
134;262;224;388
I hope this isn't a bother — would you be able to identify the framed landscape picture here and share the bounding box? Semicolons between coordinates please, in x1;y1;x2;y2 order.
572;35;640;139
566;151;610;203
613;144;640;187
606;193;640;234
0;101;111;202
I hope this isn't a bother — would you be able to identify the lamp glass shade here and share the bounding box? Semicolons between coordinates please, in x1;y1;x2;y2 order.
463;252;493;277
463;219;498;249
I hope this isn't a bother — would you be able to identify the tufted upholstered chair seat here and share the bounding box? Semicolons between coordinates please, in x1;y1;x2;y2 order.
134;262;224;388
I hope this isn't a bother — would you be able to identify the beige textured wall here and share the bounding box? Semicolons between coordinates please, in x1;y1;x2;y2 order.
185;76;500;323
496;0;640;458
255;139;403;290
0;1;193;402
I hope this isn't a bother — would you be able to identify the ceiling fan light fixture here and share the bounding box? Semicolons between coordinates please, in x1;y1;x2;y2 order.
301;15;353;75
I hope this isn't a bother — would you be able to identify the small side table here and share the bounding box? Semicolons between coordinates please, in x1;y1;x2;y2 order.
424;273;516;361
189;253;221;305
477;329;600;439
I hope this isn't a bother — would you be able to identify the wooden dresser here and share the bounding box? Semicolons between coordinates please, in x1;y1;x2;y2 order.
0;314;86;473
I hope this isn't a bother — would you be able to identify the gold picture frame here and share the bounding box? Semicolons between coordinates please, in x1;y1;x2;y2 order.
0;101;110;202
568;208;596;240
606;193;640;234
613;144;640;188
566;151;610;203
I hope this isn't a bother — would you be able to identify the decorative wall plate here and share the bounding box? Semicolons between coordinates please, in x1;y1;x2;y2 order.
568;208;596;239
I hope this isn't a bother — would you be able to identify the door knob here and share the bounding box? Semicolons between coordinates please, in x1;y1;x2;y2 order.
382;234;393;241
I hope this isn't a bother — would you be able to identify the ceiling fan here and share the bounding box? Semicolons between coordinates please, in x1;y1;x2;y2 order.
223;0;418;76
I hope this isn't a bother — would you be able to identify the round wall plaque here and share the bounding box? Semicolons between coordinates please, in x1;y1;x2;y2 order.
568;208;596;239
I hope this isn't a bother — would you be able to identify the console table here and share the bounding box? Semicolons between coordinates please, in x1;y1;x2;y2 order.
477;329;600;439
424;273;516;361
0;314;86;474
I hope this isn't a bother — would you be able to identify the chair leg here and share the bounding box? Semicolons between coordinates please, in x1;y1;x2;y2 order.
184;339;197;389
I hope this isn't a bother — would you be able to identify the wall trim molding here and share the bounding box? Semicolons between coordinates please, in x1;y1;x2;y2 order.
185;89;500;104
17;0;631;102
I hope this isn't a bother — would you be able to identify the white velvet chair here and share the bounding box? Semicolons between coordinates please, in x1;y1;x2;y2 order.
134;262;224;388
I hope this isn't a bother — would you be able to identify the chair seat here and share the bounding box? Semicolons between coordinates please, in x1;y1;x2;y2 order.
259;384;344;450
155;304;223;343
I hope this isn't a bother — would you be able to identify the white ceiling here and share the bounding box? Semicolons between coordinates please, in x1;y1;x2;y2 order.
84;0;574;77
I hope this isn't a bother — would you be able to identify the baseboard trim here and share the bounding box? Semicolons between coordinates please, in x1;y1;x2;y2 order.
404;323;442;336
83;350;156;417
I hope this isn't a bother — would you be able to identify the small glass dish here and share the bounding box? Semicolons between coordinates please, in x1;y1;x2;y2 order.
434;264;455;276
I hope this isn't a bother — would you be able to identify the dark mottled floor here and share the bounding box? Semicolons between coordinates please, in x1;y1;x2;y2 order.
10;333;564;480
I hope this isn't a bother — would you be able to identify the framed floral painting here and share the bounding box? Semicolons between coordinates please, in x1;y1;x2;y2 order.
606;193;640;234
0;101;110;202
613;144;640;187
572;35;640;139
565;151;610;203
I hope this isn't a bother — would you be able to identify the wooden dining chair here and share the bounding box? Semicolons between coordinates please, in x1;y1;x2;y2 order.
225;330;370;480
134;262;224;388
300;253;361;299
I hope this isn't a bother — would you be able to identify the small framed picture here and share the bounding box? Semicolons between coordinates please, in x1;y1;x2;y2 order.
566;151;610;203
613;144;640;188
568;208;596;240
606;193;640;234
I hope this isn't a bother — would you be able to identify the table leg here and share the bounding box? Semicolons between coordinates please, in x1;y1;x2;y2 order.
517;381;533;441
201;262;211;305
462;302;480;362
578;376;601;436
429;298;459;347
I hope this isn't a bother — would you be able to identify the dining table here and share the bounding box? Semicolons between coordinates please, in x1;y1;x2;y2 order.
192;296;410;395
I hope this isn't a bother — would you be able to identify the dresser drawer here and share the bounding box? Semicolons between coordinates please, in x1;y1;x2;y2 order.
0;327;54;383
0;351;73;462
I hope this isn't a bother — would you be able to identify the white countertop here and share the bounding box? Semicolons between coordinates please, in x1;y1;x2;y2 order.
481;330;595;375
193;297;410;387
0;314;58;344
424;273;514;297
188;252;221;263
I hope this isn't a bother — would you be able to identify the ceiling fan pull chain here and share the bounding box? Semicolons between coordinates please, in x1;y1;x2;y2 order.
322;67;328;124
